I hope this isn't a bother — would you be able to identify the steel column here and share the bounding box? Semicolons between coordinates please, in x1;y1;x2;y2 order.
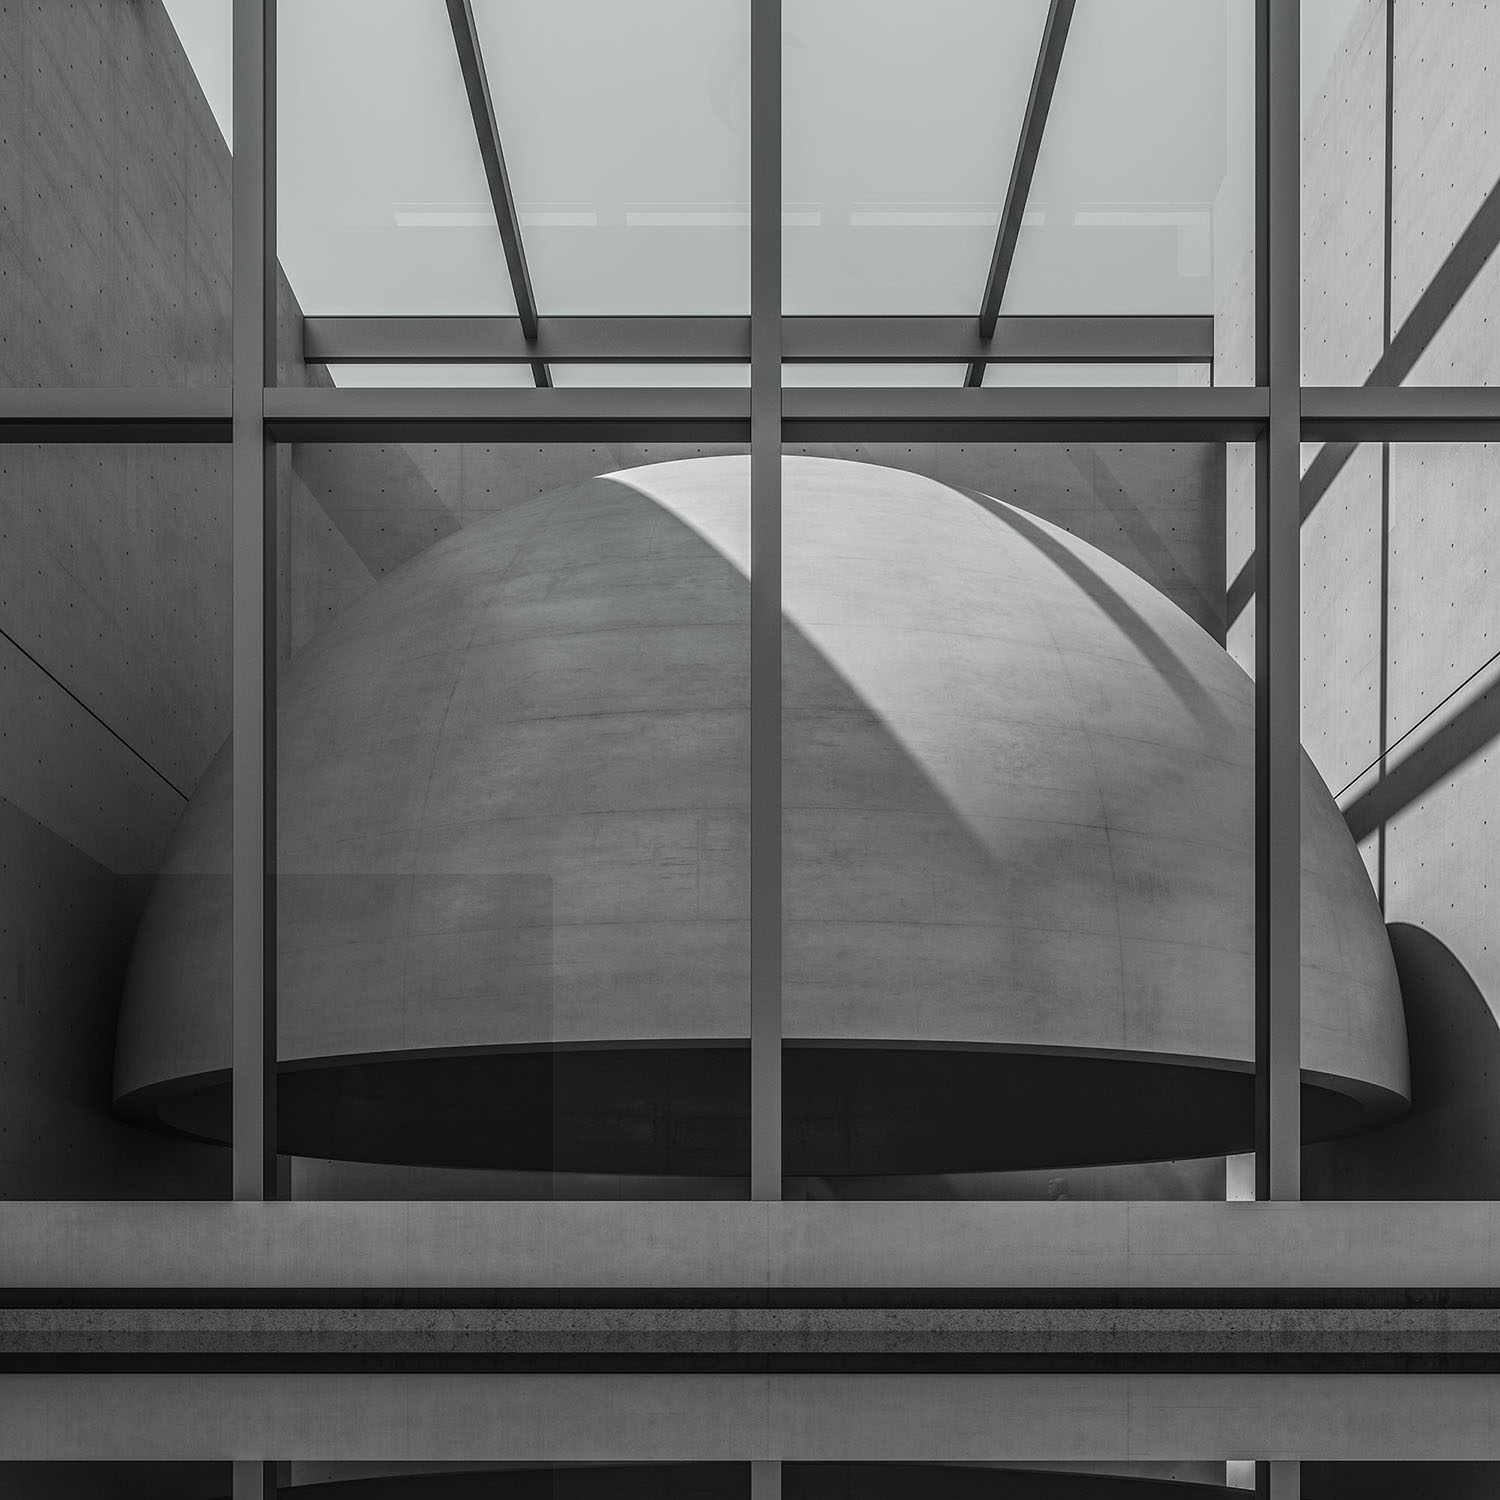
1254;0;1301;1201
231;0;278;1202
749;0;782;1201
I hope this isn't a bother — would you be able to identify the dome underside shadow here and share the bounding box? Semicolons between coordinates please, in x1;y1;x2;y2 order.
115;1044;1389;1177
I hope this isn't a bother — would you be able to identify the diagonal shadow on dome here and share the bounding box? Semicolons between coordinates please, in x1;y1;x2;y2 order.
954;485;1234;743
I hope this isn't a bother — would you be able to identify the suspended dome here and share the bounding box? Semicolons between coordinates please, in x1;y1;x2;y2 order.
115;456;1409;1176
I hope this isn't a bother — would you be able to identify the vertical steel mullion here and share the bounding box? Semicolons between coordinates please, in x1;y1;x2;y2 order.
749;0;783;1201
1254;0;1301;1200
232;0;278;1201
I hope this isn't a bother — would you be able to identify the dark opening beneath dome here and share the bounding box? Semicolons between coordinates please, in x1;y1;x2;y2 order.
118;1042;1381;1177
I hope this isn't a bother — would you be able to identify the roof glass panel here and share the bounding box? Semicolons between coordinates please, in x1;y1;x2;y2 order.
1004;0;1254;315
981;363;1210;387
168;0;1259;333
277;0;519;315
326;365;537;388
473;0;750;315
781;0;1050;315
550;365;751;387
783;365;968;386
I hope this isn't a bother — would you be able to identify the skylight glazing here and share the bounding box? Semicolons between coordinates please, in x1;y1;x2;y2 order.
1006;0;1253;315
473;0;751;314
277;0;520;315
780;0;1050;314
165;0;1255;385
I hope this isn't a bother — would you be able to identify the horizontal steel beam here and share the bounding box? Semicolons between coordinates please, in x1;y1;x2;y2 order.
1302;385;1500;440
0;388;232;443
20;384;1500;446
781;386;1269;443
303;315;1214;366
264;386;1267;445
263;386;750;443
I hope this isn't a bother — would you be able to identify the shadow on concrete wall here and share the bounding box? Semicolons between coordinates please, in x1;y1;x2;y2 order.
1227;164;1500;629
1342;676;1500;841
1304;923;1500;1199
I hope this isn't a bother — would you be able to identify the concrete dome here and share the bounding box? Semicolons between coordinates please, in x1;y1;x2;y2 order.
115;456;1409;1175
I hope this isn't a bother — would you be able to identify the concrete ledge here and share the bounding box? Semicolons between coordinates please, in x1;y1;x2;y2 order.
1;1371;1499;1460
0;1202;1496;1289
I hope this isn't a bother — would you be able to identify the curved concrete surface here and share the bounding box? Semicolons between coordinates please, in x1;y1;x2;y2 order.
115;456;1409;1173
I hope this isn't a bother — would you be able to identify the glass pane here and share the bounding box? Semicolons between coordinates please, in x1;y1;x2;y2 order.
982;363;1210;387
269;441;752;1199
782;0;1050;314
1302;1;1500;385
474;0;750;314
1;0;232;385
327;364;538;388
3;444;232;1198
550;364;751;387
1013;0;1255;323
783;364;966;386
1300;442;1500;1199
278;0;519;316
779;443;1259;1200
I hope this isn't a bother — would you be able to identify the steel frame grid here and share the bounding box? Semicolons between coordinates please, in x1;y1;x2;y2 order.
5;0;1500;1207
